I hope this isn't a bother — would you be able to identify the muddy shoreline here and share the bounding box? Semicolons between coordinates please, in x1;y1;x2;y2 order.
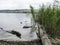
0;39;42;45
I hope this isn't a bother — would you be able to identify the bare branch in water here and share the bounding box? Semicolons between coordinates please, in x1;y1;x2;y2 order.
0;27;21;39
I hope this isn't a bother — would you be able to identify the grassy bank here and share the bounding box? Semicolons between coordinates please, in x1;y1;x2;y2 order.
30;0;60;39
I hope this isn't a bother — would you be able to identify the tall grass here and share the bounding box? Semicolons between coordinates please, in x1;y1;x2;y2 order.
30;1;60;38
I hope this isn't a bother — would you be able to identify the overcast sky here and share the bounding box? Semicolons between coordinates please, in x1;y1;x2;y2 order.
0;0;54;9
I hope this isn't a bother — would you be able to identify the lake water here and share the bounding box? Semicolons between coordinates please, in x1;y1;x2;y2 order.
0;13;38;41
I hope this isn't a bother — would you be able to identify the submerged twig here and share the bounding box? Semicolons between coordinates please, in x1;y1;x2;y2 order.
0;27;21;39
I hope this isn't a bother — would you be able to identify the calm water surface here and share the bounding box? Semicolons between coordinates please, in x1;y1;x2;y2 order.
0;13;38;41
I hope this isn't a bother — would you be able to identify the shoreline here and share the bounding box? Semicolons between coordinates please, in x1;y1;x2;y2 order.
0;39;41;45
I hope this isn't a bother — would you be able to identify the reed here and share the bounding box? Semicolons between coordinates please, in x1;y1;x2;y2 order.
30;0;60;38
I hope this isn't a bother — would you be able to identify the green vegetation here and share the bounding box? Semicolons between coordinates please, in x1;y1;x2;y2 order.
30;0;60;38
